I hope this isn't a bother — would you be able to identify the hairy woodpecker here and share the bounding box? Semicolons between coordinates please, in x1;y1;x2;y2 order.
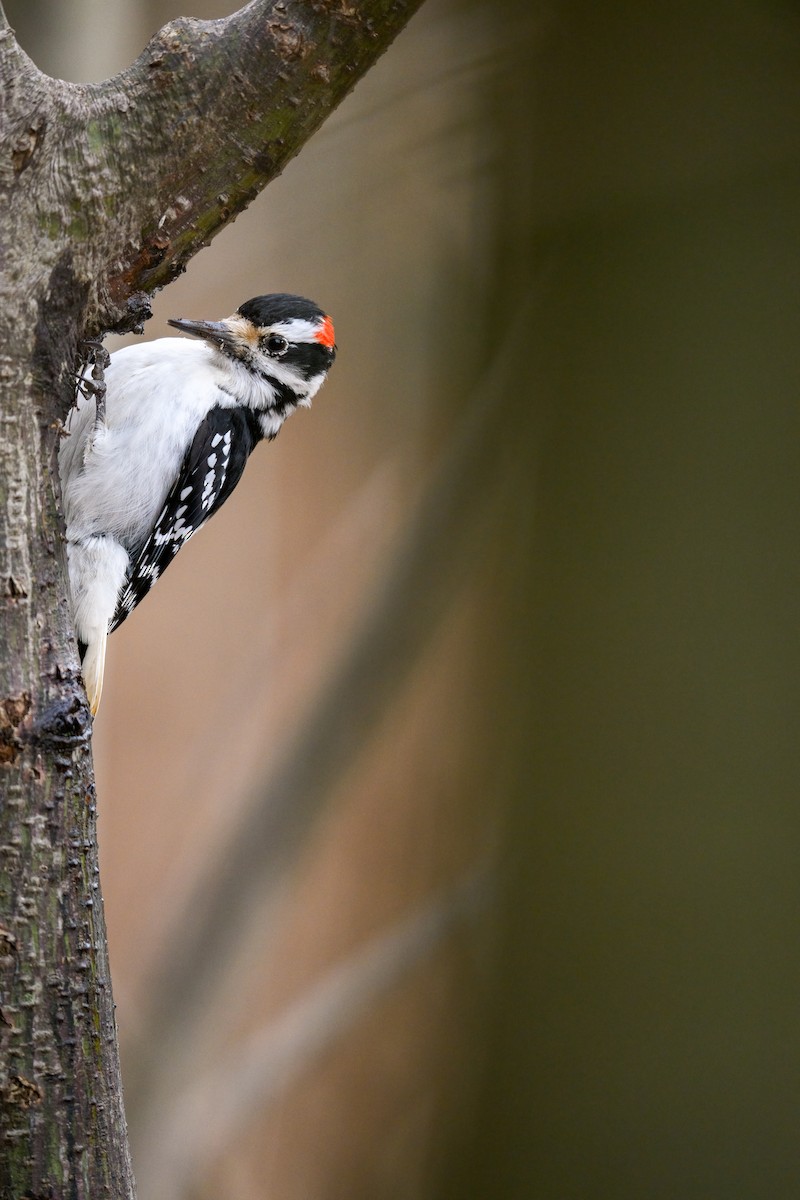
60;293;337;715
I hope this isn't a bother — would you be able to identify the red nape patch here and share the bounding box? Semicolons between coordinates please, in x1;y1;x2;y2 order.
315;315;336;348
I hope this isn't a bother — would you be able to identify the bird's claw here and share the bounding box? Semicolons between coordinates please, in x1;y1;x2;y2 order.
76;338;111;433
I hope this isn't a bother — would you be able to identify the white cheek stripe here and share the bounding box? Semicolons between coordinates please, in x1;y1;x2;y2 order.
270;317;324;343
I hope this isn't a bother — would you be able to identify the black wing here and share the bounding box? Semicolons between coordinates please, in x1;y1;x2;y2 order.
110;405;262;632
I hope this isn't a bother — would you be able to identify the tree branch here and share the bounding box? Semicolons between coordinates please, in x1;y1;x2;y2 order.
16;0;425;332
0;12;17;57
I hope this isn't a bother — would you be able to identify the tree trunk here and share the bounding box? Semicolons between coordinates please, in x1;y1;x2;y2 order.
0;0;424;1192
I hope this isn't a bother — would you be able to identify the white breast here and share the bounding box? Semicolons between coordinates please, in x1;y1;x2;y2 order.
60;339;237;554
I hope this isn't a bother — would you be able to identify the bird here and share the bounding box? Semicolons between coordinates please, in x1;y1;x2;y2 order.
59;293;337;715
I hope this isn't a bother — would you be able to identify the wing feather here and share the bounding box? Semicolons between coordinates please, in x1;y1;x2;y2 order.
110;406;260;632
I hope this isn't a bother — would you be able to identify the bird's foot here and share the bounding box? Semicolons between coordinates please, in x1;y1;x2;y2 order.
75;339;111;430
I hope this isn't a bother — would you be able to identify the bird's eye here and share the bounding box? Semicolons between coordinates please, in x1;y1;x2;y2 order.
263;333;288;357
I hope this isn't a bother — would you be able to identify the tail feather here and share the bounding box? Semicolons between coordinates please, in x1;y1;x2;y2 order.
81;633;107;717
66;536;130;717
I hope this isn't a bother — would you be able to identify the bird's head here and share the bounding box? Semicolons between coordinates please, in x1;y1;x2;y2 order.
168;293;336;416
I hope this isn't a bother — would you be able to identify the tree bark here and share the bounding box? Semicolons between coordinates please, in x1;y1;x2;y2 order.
0;0;423;1192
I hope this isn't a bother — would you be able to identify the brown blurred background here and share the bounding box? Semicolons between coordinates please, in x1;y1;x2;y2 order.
6;0;800;1196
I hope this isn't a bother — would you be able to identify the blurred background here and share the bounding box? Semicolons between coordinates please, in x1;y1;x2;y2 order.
6;0;800;1196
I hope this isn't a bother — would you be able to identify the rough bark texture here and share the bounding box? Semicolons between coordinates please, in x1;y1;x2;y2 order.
0;0;423;1193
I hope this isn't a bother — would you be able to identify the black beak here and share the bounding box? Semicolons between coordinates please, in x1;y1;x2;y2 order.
167;318;236;351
